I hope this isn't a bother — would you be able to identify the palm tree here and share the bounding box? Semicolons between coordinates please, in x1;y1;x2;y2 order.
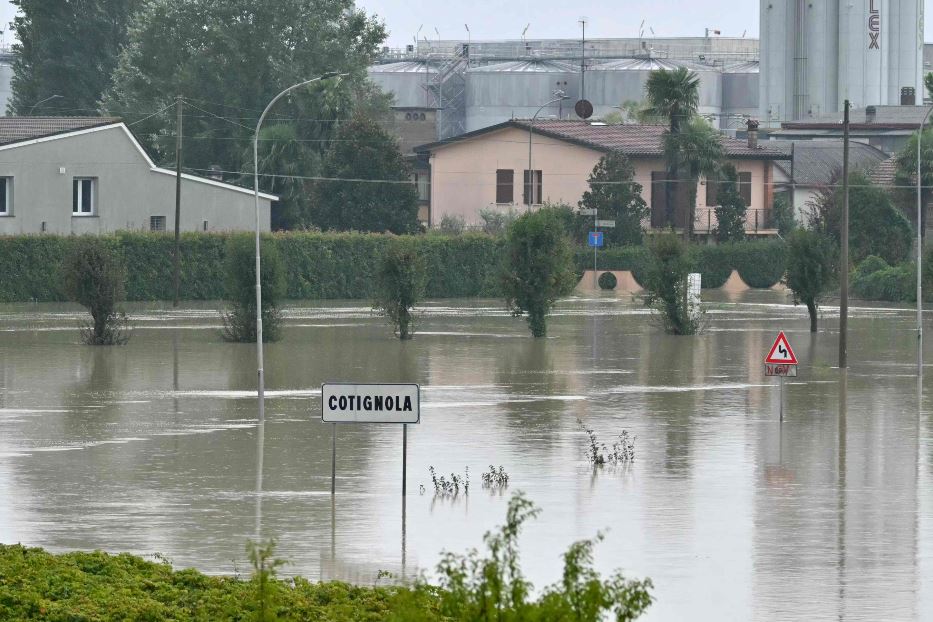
645;68;701;229
664;117;724;238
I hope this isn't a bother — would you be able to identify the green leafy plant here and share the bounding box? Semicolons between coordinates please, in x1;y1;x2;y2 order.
373;240;426;339
772;193;796;237
578;151;649;245
247;539;287;622
643;233;699;335
713;164;747;243
598;271;618;290
434;492;653;621
429;466;470;497
60;237;129;345
439;214;466;235
501;207;576;337
479;207;519;236
784;228;836;332
480;466;510;491
221;235;286;343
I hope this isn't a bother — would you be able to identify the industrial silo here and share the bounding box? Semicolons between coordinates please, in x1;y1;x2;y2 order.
0;62;12;114
586;58;722;126
722;61;759;129
367;61;436;109
464;60;580;132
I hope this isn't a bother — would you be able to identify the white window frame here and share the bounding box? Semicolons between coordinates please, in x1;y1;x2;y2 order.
73;177;96;216
0;177;11;216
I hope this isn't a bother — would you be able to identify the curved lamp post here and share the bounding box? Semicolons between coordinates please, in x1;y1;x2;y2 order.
917;106;933;375
526;91;567;208
28;94;62;115
253;72;345;422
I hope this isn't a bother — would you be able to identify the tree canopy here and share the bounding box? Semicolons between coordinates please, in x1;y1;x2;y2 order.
713;164;746;243
578;151;649;246
9;0;142;115
313;115;419;234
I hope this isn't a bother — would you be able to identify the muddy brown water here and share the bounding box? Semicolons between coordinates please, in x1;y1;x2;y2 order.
0;291;931;621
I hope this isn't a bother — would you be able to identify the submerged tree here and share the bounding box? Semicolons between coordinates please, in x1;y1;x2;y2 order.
373;241;426;340
502;207;576;338
60;238;130;345
642;233;699;335
578;151;649;245
784;228;836;332
221;235;286;343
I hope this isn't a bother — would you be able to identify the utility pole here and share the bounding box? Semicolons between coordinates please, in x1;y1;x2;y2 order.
173;95;183;308
839;100;850;369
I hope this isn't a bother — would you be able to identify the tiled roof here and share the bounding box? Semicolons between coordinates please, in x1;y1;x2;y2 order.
770;140;888;186
416;119;789;159
870;156;899;187
0;117;121;145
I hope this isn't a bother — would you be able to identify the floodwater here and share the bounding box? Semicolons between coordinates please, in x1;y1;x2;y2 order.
1;292;932;621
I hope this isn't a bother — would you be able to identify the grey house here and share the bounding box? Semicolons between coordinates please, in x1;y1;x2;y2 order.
0;117;275;235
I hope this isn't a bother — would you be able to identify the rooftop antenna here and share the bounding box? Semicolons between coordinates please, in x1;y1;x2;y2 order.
649;27;655;35
434;26;440;44
415;24;422;51
639;20;645;39
742;29;747;38
522;23;530;42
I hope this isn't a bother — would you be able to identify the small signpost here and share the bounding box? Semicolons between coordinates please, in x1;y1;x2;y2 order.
579;208;597;216
322;383;420;496
588;231;603;247
595;219;616;228
765;332;798;421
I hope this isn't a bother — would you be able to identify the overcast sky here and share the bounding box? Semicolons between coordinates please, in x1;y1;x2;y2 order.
0;1;932;47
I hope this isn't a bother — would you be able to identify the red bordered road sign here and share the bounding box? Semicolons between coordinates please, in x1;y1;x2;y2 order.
765;331;798;365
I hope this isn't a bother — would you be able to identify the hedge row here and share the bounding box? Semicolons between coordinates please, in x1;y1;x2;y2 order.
851;253;933;303
1;232;786;303
577;239;787;289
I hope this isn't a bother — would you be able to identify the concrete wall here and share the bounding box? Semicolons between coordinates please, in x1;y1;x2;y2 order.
427;126;772;231
0;124;271;235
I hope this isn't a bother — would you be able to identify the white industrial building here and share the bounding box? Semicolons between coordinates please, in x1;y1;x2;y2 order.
759;0;925;127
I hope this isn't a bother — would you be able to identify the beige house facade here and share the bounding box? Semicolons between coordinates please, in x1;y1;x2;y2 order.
416;120;790;235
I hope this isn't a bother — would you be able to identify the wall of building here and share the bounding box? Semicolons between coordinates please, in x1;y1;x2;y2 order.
0;125;271;235
427;126;771;231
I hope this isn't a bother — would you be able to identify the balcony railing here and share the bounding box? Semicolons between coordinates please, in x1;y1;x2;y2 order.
694;207;776;234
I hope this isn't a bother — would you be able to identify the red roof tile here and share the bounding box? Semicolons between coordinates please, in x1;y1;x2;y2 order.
0;117;121;145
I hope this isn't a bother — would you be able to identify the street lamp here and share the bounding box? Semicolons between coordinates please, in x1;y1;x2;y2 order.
28;94;62;115
916;105;933;375
252;72;345;422
527;92;568;208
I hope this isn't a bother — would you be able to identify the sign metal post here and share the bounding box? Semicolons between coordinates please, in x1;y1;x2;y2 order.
764;332;798;422
322;383;420;497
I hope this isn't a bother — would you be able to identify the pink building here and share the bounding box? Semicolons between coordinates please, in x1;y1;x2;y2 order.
415;120;791;236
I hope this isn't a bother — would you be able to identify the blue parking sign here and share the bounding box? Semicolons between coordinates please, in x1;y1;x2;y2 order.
588;231;604;247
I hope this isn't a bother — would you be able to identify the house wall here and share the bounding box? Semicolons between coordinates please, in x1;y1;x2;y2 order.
427;126;773;232
0;125;272;236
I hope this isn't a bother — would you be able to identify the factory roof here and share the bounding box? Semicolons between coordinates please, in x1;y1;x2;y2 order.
0;116;122;145
780;105;933;130
416;120;790;160
769;140;888;186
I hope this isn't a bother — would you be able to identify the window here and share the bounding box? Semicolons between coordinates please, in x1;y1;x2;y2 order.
496;169;514;204
72;178;96;215
150;215;166;231
0;178;11;215
413;172;430;202
522;170;542;205
738;172;752;206
705;176;719;206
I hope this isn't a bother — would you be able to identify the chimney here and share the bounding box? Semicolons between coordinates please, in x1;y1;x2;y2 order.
746;118;759;150
865;105;877;123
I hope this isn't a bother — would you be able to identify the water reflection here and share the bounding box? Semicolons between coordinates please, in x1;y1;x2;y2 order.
0;295;931;621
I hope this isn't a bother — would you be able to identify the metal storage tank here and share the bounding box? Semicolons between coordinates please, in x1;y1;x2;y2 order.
0;62;12;113
722;61;759;129
464;60;580;132
367;61;436;109
586;58;722;127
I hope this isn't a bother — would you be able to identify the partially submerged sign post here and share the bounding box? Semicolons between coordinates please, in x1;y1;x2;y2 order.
764;332;798;421
322;383;420;496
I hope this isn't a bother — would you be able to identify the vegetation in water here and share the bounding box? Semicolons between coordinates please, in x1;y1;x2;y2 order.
60;237;130;345
373;240;427;340
578;418;636;467
784;228;836;333
501;207;577;338
480;465;510;492
221;234;286;343
429;466;470;497
643;233;700;335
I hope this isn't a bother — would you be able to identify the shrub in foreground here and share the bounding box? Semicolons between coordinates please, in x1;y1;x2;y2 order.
502;208;576;337
643;233;699;335
221;235;286;343
60;237;129;345
784;229;835;332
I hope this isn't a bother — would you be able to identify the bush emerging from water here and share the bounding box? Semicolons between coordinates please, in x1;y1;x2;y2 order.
784;229;836;332
60;237;129;345
221;235;286;343
373;240;427;339
502;207;577;337
598;271;618;290
643;233;700;335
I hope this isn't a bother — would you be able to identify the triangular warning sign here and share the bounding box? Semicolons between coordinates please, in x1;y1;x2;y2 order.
765;331;798;364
